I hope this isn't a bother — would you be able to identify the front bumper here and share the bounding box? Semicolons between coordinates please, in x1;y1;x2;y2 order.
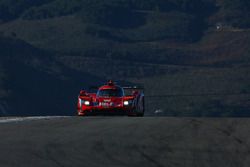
78;106;135;116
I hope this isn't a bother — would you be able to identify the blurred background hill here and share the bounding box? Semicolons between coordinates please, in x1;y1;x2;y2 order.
0;0;250;116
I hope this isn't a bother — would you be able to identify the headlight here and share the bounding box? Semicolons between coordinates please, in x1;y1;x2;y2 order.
123;101;129;106
84;101;90;106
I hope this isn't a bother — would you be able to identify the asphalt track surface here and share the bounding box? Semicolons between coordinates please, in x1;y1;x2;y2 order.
0;116;250;167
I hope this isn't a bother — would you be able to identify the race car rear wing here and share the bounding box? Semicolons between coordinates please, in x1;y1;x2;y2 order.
88;85;144;90
123;86;144;96
122;86;144;90
87;84;144;94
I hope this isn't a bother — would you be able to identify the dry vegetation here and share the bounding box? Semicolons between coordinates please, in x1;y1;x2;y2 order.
0;0;249;116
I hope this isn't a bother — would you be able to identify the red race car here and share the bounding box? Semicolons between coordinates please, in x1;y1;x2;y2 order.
77;80;145;116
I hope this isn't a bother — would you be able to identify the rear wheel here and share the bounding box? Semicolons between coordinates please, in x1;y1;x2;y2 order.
136;112;144;117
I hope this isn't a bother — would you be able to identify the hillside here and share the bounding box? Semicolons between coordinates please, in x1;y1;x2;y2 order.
0;0;249;116
0;36;102;116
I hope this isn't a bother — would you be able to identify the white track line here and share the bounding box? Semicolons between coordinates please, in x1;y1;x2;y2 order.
0;116;69;124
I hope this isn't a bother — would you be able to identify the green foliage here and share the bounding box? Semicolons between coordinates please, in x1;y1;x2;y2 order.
3;0;215;40
130;0;175;11
2;0;248;30
220;0;250;28
22;0;82;20
0;0;52;21
126;12;198;41
77;0;134;28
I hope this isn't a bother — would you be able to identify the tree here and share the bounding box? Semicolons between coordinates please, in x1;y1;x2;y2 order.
78;0;133;28
0;0;52;21
222;0;250;28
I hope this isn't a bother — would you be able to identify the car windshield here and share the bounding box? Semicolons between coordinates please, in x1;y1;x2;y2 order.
97;88;124;97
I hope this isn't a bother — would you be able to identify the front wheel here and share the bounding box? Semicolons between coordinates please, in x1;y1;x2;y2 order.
127;110;144;117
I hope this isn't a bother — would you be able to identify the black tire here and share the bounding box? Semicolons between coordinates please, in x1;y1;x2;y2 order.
136;112;144;117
